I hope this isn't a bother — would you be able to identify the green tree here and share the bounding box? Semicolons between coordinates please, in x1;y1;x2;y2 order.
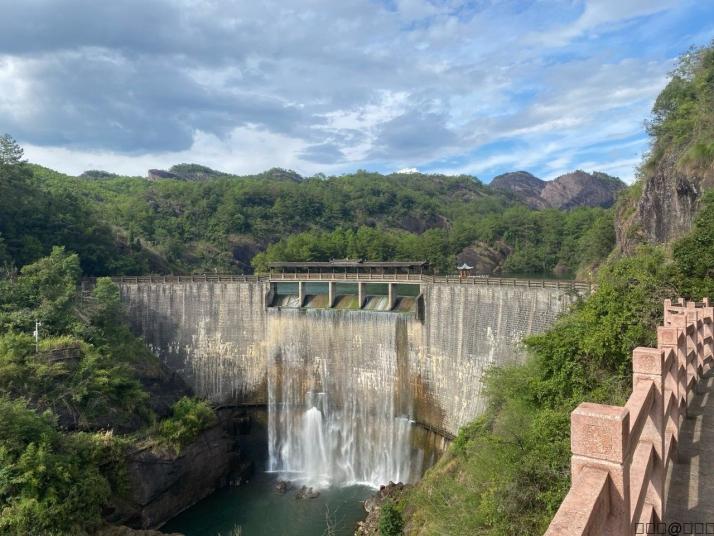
0;134;25;168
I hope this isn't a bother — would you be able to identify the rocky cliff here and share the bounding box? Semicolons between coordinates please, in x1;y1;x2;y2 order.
107;409;251;530
616;44;714;252
490;170;625;209
616;154;713;252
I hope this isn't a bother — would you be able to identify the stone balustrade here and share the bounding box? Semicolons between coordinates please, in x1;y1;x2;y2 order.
82;273;595;292
546;299;714;535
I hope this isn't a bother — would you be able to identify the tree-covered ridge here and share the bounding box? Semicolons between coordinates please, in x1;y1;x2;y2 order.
251;206;614;276
0;137;159;276
0;145;616;278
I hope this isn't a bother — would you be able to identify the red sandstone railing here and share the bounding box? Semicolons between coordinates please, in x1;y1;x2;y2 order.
546;299;714;535
83;273;594;292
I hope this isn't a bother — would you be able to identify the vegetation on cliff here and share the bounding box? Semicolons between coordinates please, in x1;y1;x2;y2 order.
0;249;216;535
645;43;714;175
617;41;714;249
156;397;218;453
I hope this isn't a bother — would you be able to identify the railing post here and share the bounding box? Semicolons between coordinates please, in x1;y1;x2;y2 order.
698;302;714;366
632;347;666;519
570;403;631;534
658;326;686;426
683;308;704;389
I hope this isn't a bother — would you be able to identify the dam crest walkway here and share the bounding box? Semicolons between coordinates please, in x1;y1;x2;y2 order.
86;272;594;291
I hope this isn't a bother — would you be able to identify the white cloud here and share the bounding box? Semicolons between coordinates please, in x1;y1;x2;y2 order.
24;126;340;177
1;0;711;181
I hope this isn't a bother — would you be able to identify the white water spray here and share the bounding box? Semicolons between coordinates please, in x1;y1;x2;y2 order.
267;309;418;489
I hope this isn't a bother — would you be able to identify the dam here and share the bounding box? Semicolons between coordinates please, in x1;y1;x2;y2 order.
102;262;590;490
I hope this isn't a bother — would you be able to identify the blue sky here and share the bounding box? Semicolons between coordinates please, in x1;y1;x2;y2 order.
0;0;712;183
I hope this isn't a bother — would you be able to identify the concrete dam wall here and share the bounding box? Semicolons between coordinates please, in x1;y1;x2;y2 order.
119;279;573;438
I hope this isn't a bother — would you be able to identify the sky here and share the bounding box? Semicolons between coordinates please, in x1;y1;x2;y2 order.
0;1;713;183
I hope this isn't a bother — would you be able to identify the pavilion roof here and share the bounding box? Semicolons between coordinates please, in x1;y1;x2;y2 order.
268;259;427;269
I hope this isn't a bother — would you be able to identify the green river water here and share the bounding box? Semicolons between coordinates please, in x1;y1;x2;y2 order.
162;411;376;536
161;471;373;536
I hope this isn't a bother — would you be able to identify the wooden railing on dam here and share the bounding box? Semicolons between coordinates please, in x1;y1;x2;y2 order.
546;299;714;535
83;273;594;292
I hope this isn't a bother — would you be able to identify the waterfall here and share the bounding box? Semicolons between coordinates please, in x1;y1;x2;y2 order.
267;309;419;489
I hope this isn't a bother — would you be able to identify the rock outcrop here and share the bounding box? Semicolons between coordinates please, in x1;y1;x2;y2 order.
490;171;547;209
107;425;239;529
616;152;714;252
147;169;181;181
97;526;183;536
490;170;625;209
355;482;410;536
541;171;624;209
456;241;512;275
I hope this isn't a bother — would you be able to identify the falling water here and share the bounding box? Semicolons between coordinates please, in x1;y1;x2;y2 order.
267;308;419;489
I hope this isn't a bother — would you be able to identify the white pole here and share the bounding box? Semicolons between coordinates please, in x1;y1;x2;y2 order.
34;320;41;353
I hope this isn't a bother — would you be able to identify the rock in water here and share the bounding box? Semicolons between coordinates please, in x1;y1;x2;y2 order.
274;480;291;495
295;485;320;500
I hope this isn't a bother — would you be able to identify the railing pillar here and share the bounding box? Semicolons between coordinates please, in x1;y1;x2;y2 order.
658;326;687;426
570;403;631;535
632;347;666;519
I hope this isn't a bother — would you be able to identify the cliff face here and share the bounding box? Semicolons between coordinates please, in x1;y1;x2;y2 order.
617;153;714;252
616;44;714;252
107;409;252;530
490;170;625;209
542;171;624;209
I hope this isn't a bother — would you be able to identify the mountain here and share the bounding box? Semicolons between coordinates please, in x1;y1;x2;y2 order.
489;171;547;208
490;169;625;209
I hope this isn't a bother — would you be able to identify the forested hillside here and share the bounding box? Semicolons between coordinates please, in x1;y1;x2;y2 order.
0;139;617;279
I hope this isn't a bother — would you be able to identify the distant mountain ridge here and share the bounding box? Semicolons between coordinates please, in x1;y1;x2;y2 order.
143;164;303;182
490;169;625;209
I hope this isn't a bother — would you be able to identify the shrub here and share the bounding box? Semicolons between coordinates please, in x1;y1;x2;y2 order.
379;500;404;536
0;397;115;536
156;397;217;452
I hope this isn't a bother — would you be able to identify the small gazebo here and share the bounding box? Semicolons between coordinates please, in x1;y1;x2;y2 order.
457;263;473;279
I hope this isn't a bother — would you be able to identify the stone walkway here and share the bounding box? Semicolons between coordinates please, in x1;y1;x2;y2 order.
666;368;714;527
